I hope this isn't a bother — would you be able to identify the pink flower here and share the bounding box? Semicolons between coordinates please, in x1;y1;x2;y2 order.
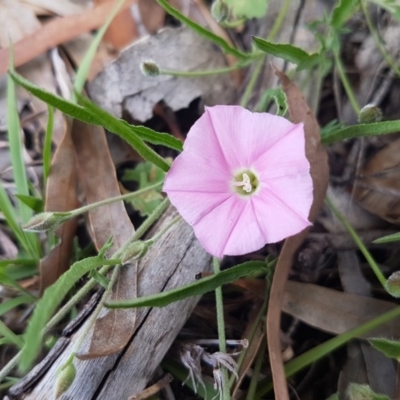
163;105;313;258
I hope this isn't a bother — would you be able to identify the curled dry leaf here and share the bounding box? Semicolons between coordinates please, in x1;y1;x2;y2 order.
353;136;400;225
71;120;136;359
266;68;329;400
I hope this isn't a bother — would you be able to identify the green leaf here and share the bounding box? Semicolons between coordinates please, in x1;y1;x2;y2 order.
19;242;121;372
369;337;400;360
0;319;24;348
106;261;267;308
123;162;166;217
252;37;320;70
373;232;400;244
225;0;268;18
77;93;181;151
322;120;400;145
15;194;43;213
43;105;54;185
330;0;359;30
258;87;288;116
346;383;391;400
156;0;248;59
0;295;33;317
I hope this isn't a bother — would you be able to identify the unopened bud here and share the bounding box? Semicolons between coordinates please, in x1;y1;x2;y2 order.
211;0;229;23
120;240;148;263
385;271;400;298
23;211;71;232
55;362;76;398
358;104;382;124
140;60;160;77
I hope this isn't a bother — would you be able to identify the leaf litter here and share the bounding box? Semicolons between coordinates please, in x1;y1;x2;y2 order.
3;1;400;400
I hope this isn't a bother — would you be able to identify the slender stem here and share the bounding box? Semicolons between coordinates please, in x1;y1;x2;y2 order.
360;0;400;78
70;182;163;218
146;215;181;244
213;257;230;400
240;0;290;108
159;61;251;78
333;48;360;114
246;339;266;400
326;196;386;287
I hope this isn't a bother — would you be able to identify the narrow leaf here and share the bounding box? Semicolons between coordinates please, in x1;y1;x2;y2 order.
77;94;182;151
373;232;400;244
322;120;400;145
43;105;54;184
106;261;267;308
0;320;24;348
252;37;320;70
330;0;359;30
15;194;43;213
156;0;247;60
369;337;400;360
19;244;120;372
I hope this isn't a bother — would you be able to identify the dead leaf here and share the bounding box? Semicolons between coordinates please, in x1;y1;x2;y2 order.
40;124;79;291
94;0;139;49
266;68;329;400
0;0;40;47
0;0;138;76
88;27;237;122
21;0;88;17
353;137;400;224
138;0;166;34
338;343;396;399
71;120;136;358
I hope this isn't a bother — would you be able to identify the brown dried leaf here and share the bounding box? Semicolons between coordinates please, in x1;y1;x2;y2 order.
0;0;138;75
138;0;166;34
283;281;400;338
94;0;138;49
353;137;400;224
71;120;136;358
40;126;79;291
266;68;329;400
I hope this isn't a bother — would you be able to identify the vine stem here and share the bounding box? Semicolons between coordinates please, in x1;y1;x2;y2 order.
213;257;230;400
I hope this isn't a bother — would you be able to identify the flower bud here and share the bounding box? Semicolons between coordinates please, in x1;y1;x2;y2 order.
23;211;71;232
211;0;229;23
385;271;400;298
55;362;76;398
140;60;160;77
358;104;382;124
120;240;148;263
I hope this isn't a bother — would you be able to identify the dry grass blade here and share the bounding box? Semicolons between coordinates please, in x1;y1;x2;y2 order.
71;120;136;358
40;125;79;291
266;68;329;399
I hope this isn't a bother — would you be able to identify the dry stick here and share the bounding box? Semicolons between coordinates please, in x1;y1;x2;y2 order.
0;0;137;75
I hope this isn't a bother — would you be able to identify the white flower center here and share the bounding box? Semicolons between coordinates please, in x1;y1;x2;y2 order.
233;173;252;193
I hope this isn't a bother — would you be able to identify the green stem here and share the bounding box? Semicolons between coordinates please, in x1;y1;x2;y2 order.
326;196;386;287
239;0;290;108
213;257;230;400
246;339;266;400
159;61;251;78
360;0;400;78
146;215;181;244
69;182;163;218
333;48;360;114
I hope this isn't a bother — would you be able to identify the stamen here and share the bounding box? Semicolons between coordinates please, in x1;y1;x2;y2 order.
233;173;252;193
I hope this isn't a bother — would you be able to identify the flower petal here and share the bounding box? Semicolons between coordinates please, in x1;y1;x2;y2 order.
166;190;233;226
192;197;266;257
164;151;231;194
205;105;297;170
252;182;312;243
254;123;309;180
